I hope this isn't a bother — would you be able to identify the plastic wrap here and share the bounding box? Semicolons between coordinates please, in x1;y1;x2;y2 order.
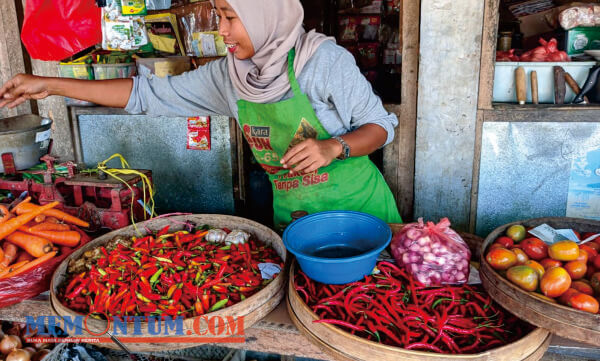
21;0;101;61
171;2;225;57
0;227;91;309
559;4;600;29
390;218;471;286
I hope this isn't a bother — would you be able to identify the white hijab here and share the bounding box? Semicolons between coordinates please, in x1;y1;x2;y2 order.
212;0;333;103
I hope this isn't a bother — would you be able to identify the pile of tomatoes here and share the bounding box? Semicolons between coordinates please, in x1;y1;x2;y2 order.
485;225;600;314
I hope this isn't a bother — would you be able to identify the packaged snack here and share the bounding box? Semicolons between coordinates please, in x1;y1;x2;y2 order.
359;16;381;41
357;42;379;68
121;0;147;16
171;2;225;57
187;116;211;150
339;16;359;42
145;13;185;55
101;0;148;51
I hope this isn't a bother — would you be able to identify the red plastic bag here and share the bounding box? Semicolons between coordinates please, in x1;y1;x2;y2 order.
0;227;91;308
21;0;102;61
390;218;471;287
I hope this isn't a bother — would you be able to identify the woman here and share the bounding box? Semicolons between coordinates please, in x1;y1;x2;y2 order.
0;0;401;229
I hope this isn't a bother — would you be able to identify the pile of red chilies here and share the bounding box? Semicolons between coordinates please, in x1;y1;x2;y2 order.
294;261;532;354
60;226;283;318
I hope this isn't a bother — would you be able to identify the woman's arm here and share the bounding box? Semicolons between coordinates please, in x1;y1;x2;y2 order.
0;74;132;108
280;123;387;175
281;43;396;175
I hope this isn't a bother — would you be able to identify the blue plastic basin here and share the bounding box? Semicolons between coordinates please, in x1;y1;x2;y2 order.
282;211;392;284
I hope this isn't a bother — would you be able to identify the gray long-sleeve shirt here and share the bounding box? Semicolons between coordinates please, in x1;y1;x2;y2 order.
125;41;398;145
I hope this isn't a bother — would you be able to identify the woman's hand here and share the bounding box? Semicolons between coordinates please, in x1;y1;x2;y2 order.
281;138;342;176
0;74;51;108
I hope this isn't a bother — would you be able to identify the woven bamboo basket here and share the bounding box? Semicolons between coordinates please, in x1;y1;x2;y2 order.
50;214;288;352
479;217;600;346
287;263;551;361
287;223;551;361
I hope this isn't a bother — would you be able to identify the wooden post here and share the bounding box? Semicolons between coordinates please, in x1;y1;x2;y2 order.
0;0;32;117
383;0;420;222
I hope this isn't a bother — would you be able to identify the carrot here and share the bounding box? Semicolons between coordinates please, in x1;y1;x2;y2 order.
34;214;46;223
16;251;34;263
5;232;54;257
0;205;9;224
0;260;29;278
0;251;56;280
0;246;4;265
45;216;60;224
24;222;70;232
0;201;59;240
14;202;89;228
20;229;80;247
1;242;18;267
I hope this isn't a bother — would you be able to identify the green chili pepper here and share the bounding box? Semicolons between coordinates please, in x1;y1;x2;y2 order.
153;256;172;263
432;297;453;309
97;268;107;277
219;245;231;250
133;257;141;266
136;292;152;303
150;268;163;284
209;298;229;312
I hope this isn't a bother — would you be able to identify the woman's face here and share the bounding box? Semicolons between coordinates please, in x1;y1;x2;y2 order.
215;0;255;60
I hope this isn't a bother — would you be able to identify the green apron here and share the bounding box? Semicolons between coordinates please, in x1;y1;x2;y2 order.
237;49;402;230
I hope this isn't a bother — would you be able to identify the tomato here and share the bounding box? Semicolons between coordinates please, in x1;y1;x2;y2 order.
591;272;600;295
580;244;598;261
581;232;596;240
585;242;600;253
558;288;579;304
529;292;556;303
488;243;504;251
521;238;548;260
575;248;589;264
495;236;514;249
525;260;545;279
564;260;587;280
593;254;600;269
568;293;600;314
548;241;579;262
486;248;517;271
571;281;594;296
506;225;527;242
540;258;562;270
573;231;581;241
540;267;571;298
507;266;539;292
587;265;598;279
513;248;529;265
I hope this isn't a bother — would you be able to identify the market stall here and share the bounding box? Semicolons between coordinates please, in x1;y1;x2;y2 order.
1;0;600;360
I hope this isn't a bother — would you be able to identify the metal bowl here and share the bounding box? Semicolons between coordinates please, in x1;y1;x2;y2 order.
0;114;52;172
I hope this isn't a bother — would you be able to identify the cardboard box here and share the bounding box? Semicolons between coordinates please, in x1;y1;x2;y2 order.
557;26;600;55
517;8;559;38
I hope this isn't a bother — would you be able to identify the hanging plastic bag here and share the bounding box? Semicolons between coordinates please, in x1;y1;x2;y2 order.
21;0;102;61
146;0;172;10
390;218;471;286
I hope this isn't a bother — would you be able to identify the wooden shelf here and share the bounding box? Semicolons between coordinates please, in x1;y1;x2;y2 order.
1;294;597;360
480;103;600;122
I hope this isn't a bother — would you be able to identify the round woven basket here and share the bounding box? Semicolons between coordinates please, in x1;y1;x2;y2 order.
287;262;551;361
50;214;288;352
479;217;600;346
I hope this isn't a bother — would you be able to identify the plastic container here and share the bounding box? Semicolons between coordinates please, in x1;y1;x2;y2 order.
282;211;391;284
92;63;137;80
58;63;95;106
493;61;596;104
135;56;190;77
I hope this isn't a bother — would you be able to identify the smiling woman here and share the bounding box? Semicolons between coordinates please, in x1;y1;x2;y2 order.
0;0;402;230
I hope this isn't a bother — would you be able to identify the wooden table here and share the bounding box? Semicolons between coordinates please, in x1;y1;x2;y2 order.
1;295;598;360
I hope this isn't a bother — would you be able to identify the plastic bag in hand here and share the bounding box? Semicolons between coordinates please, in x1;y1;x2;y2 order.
390;218;471;286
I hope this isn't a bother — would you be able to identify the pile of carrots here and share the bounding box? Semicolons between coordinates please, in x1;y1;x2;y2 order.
0;198;89;280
